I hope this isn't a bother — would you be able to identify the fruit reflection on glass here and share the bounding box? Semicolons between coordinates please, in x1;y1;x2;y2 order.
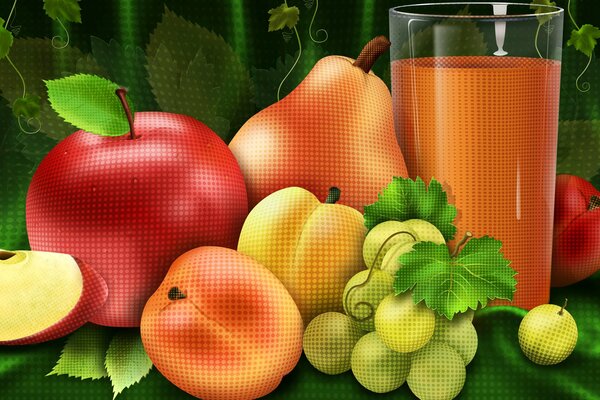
237;186;365;323
229;36;408;212
26;82;248;327
518;299;578;365
552;174;600;287
140;246;303;400
0;249;107;345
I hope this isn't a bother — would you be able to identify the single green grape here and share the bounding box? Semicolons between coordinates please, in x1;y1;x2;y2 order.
343;269;394;331
303;312;364;375
380;241;415;276
374;292;435;353
407;341;466;400
433;314;478;365
403;219;445;244
362;221;416;269
351;332;411;393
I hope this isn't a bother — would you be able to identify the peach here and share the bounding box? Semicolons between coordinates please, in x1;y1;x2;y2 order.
140;246;303;400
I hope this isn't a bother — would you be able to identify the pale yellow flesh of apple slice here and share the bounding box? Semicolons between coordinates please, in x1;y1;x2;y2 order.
0;250;83;341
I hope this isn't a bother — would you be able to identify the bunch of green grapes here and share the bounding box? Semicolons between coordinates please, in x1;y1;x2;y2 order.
303;220;479;399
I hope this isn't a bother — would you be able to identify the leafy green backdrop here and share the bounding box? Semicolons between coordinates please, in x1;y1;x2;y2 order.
1;0;600;399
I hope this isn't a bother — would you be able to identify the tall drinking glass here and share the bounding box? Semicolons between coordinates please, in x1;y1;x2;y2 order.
389;3;563;309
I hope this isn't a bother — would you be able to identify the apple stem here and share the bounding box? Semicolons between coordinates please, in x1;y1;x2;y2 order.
115;87;136;140
451;231;473;258
559;298;568;315
353;36;391;73
325;187;341;204
588;195;600;211
0;250;16;261
344;230;417;323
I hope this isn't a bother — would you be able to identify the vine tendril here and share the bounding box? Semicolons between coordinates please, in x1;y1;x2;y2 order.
5;0;18;28
575;54;592;93
5;55;26;98
276;25;302;101
17;116;41;135
534;23;543;59
308;0;328;44
344;230;417;323
567;0;579;31
51;17;70;49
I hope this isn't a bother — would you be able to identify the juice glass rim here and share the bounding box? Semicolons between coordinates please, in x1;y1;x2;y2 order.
390;2;563;21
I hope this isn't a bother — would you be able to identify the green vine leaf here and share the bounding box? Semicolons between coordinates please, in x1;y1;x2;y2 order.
0;18;14;59
567;24;600;58
394;237;516;319
43;0;82;23
46;74;133;136
105;331;153;399
47;324;113;380
12;94;41;119
268;4;300;32
530;0;556;25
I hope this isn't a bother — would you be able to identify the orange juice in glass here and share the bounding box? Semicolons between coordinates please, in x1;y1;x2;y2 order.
389;3;563;309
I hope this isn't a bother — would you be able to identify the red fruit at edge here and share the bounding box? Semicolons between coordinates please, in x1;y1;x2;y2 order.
552;174;600;287
26;112;248;327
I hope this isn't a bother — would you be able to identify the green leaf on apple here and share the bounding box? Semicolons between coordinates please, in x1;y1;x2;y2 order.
105;330;153;399
0;18;14;60
364;177;458;241
394;237;517;319
47;324;113;380
146;8;254;143
43;0;82;23
567;24;600;58
46;74;134;137
90;37;157;111
252;41;328;108
268;4;300;32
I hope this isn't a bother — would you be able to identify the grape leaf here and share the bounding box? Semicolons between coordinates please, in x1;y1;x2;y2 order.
268;4;300;32
557;120;600;179
394;237;517;319
146;8;254;142
12;94;41;119
105;331;152;399
530;0;556;25
364;177;458;241
567;24;600;58
0;18;13;60
46;74;133;137
90;37;157;111
47;324;113;380
0;38;98;139
43;0;82;23
252;41;327;108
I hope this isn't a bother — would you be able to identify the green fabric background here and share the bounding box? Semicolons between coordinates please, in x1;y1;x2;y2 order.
1;0;600;399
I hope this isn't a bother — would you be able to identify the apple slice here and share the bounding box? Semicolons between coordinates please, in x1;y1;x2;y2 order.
0;249;108;345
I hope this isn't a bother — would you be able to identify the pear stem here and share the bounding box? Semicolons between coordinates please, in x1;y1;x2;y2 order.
451;231;473;258
115;88;136;140
0;250;17;261
353;36;391;73
589;195;600;211
559;298;568;315
325;187;341;204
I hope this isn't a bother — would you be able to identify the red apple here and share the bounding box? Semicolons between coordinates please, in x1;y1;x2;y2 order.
26;93;248;327
552;174;600;287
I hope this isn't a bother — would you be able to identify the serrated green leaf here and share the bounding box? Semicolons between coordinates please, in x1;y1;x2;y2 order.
47;324;113;380
0;19;14;60
394;237;516;319
12;94;41;119
43;0;82;23
90;37;157;111
364;177;457;241
252;41;327;108
557;120;600;179
268;4;300;32
0;38;88;139
530;0;556;25
105;331;152;399
567;24;600;58
46;74;133;136
146;8;254;142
